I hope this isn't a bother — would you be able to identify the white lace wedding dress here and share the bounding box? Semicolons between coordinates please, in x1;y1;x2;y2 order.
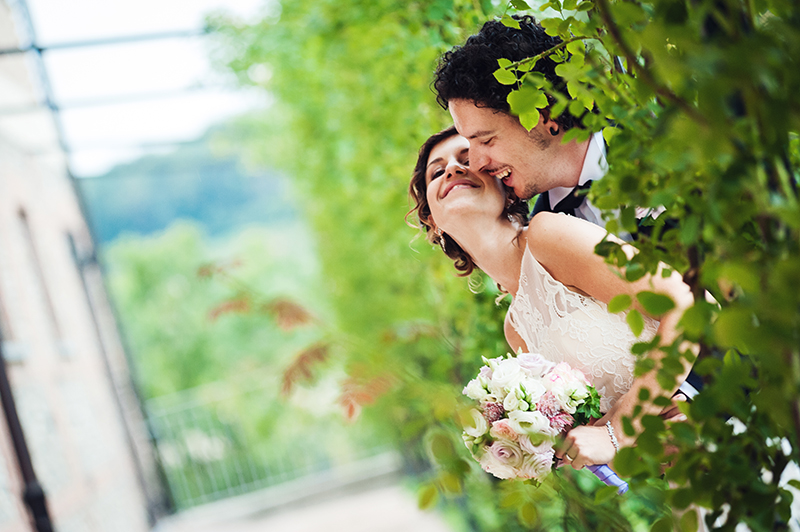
507;244;659;412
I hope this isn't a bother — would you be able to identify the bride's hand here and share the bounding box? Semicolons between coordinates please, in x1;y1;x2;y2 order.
555;425;616;470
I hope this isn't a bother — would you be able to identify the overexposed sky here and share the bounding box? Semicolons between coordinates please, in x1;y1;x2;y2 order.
20;0;271;177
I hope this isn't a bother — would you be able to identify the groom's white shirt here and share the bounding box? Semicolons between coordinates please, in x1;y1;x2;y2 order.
546;131;606;227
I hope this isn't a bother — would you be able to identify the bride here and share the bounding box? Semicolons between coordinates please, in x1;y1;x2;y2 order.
409;126;694;470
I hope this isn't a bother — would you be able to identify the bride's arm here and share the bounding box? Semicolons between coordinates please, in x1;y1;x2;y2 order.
526;213;695;469
504;312;527;354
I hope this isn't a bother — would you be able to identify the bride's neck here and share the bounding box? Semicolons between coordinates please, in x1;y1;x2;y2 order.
451;220;526;294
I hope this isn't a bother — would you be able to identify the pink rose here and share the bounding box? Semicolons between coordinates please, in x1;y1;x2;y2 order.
490;419;519;441
519;435;554;455
517;449;555;481
479;440;523;479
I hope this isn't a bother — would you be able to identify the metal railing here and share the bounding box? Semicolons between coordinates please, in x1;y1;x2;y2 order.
145;377;390;510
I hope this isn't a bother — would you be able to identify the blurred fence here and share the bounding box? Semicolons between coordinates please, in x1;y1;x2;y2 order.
145;379;391;510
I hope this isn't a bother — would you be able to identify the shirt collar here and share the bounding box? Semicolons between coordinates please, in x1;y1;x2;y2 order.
546;131;607;208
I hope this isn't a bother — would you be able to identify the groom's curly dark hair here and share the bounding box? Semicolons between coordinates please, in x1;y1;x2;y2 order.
408;126;529;277
433;15;583;132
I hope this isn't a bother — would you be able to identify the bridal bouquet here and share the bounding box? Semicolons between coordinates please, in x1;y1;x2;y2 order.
461;351;628;493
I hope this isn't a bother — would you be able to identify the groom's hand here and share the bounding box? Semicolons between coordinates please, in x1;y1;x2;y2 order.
659;393;688;422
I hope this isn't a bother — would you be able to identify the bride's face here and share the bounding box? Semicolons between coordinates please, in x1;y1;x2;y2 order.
425;134;507;233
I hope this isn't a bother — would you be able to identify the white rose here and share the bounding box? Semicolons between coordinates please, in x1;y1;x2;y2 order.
517;353;555;378
463;409;488;438
507;410;550;436
489;358;525;397
463;378;489;402
519;378;546;404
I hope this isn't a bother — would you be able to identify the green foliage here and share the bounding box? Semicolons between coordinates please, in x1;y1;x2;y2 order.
104;221;321;398
210;0;800;529
496;0;800;528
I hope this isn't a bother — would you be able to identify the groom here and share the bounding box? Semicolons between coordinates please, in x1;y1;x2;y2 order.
432;14;702;400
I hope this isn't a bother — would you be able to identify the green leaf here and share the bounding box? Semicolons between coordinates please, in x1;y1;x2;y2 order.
636;291;676;316
494;68;518;86
510;0;532;9
563;0;578;9
608;294;632;313
497;58;513;69
651;516;674;532
439;471;462;495
501;14;521;29
429;433;455;464
602;125;620;144
594;484;619;504
418;484;438;510
518;502;538;527
679;510;699;532
576;1;594;11
507;85;547;130
625;262;646;282
626;309;645;336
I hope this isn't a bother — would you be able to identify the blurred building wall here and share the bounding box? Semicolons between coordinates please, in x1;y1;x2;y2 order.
0;1;165;530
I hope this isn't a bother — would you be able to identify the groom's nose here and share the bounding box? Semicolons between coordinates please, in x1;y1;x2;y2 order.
469;146;489;172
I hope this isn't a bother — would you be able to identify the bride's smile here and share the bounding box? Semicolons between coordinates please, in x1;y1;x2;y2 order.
424;135;508;234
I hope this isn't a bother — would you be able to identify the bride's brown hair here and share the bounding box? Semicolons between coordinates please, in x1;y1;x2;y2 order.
407;126;529;276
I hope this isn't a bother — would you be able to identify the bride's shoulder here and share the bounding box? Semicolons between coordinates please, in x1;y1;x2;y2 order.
526;211;607;264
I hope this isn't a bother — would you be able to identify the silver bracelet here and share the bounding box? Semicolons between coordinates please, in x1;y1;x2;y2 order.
605;421;620;452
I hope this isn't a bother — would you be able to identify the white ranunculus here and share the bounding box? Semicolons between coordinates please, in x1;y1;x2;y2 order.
463;408;488;438
507;410;550;436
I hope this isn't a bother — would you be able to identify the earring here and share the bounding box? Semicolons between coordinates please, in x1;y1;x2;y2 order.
435;228;447;253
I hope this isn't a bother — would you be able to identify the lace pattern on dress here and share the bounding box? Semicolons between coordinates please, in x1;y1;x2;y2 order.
508;246;659;412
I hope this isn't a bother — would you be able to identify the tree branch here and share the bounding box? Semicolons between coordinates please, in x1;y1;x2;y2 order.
594;0;708;126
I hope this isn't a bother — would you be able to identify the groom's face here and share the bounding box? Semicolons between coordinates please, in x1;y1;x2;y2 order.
449;99;558;201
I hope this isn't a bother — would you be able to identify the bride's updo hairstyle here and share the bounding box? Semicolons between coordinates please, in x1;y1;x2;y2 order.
408;126;529;276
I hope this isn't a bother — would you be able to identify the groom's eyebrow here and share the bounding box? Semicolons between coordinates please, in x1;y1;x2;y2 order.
467;130;493;139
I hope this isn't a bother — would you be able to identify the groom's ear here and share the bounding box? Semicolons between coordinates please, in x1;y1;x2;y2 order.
540;110;559;136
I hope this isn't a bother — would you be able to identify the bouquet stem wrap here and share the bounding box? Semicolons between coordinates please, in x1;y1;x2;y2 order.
586;464;628;494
